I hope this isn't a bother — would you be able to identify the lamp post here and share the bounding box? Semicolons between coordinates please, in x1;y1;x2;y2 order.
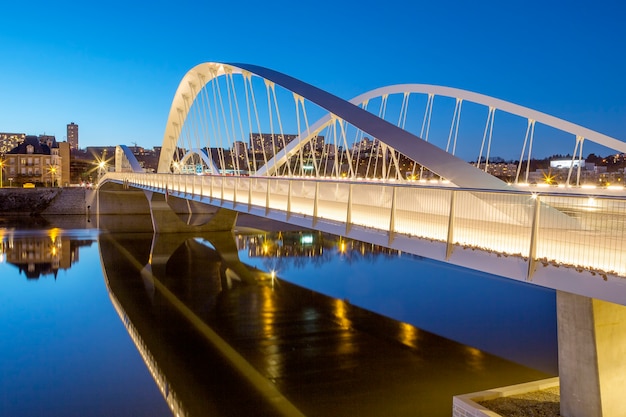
0;158;4;188
98;161;106;181
50;166;57;187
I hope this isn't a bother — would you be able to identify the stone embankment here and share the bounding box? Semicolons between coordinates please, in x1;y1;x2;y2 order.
0;187;94;216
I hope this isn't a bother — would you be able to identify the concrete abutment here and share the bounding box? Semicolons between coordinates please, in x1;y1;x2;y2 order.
557;291;626;417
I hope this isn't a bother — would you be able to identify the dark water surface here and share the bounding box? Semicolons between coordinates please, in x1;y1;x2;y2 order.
0;216;557;416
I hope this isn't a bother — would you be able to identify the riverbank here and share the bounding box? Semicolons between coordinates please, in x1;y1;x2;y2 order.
0;187;95;216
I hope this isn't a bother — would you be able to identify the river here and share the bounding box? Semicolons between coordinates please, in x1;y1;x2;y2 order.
0;214;557;416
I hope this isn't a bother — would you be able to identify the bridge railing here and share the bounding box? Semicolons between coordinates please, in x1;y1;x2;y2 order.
103;173;626;279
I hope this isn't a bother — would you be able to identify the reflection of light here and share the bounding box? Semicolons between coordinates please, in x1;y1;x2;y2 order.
339;239;346;254
301;235;313;245
333;299;351;329
48;228;60;242
261;286;276;341
464;346;486;372
398;322;419;349
332;299;356;355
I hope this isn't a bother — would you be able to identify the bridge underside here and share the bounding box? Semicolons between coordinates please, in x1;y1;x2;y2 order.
97;183;237;233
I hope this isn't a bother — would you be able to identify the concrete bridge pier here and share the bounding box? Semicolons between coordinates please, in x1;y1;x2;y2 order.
145;191;237;233
557;291;626;417
144;231;267;298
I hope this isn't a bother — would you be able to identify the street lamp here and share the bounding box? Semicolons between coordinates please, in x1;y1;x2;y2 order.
49;166;57;187
98;161;107;180
0;158;4;188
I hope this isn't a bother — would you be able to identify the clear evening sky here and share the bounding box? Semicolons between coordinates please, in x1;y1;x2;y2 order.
1;0;624;160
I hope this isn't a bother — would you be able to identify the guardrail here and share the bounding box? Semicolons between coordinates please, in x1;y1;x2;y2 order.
102;172;626;280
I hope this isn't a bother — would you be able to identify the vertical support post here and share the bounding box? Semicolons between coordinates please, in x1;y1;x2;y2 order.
527;194;541;280
287;180;292;220
209;175;214;203
221;175;225;203
265;177;271;216
446;190;456;260
313;181;320;227
388;186;397;245
233;177;238;208
248;177;252;213
345;183;353;235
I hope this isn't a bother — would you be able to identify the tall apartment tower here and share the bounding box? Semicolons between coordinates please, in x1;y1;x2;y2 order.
67;122;78;150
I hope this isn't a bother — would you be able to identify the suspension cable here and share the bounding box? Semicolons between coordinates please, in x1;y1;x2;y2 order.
484;108;496;173
248;76;268;174
515;119;533;184
299;95;320;177
524;118;536;183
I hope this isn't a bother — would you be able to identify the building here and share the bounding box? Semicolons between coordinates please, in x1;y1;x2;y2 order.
249;133;325;157
4;135;70;186
67;122;78;151
0;132;25;154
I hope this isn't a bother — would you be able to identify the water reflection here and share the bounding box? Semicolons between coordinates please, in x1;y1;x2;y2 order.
0;227;170;417
100;227;552;417
236;227;558;375
244;231;402;266
0;229;93;278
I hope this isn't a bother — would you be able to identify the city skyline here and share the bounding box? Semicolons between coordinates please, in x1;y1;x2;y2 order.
1;0;624;161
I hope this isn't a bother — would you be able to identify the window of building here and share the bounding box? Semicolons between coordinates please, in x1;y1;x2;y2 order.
26;145;34;154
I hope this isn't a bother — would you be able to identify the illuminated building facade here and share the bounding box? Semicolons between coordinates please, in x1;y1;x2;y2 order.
4;135;70;186
249;133;325;157
67;122;78;151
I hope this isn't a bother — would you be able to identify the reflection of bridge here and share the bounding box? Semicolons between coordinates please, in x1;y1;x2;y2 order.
99;62;626;417
99;231;549;417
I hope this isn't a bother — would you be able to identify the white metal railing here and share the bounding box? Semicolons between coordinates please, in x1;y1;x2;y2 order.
102;172;626;279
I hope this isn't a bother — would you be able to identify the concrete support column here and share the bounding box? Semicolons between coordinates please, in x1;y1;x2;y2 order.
557;291;626;417
146;191;237;233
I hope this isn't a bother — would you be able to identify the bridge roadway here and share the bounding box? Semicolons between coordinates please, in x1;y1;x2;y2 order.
100;171;626;305
99;172;626;417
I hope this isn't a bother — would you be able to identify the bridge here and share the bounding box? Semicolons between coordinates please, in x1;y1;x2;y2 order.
98;62;626;417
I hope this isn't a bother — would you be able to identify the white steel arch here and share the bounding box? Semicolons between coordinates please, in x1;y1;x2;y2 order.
257;84;626;176
158;63;244;174
158;62;507;190
178;148;220;174
349;84;626;154
159;62;626;190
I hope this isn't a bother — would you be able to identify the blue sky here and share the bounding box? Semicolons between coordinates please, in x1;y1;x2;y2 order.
1;0;624;159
